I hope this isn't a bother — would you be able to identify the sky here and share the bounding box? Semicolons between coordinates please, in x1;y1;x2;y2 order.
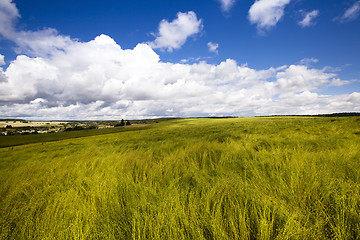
0;0;359;120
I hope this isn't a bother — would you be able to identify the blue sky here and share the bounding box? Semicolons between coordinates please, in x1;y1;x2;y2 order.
0;0;359;119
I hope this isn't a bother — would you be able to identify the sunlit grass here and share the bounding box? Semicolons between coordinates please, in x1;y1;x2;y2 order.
1;117;360;239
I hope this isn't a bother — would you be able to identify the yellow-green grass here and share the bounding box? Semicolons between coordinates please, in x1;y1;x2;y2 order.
1;117;360;239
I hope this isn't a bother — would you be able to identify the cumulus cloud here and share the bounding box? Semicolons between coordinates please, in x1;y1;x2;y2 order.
207;42;219;54
0;36;357;119
148;11;203;52
248;0;291;32
338;1;360;22
275;65;338;92
14;28;74;57
298;10;319;27
218;0;237;12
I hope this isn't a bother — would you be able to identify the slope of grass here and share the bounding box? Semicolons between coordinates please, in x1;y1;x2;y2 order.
0;117;360;239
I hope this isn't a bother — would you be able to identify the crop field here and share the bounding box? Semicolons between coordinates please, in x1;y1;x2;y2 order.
0;117;360;239
0;121;66;128
0;125;150;148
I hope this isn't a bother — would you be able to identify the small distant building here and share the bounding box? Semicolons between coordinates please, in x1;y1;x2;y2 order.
20;130;37;134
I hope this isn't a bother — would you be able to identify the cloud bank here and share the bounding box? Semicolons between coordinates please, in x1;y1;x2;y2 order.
0;35;358;119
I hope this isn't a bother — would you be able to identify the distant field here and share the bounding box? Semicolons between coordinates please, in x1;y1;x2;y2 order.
0;117;360;239
0;124;151;148
0;121;66;128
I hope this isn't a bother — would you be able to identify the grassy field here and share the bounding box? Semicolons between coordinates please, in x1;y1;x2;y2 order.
0;125;150;148
0;120;66;128
0;117;360;239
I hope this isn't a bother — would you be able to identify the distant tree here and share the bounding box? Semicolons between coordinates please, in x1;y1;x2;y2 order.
87;125;98;130
73;126;84;131
114;119;124;127
64;126;84;131
6;125;12;128
126;120;131;126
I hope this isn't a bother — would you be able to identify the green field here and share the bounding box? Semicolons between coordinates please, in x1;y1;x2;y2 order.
0;126;150;148
1;117;360;239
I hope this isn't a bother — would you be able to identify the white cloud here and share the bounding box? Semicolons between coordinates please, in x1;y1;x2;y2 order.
0;74;6;85
275;65;338;92
0;0;19;39
267;92;360;116
300;57;318;66
207;42;219;54
180;56;212;64
338;1;360;22
298;10;319;27
0;54;5;66
218;0;237;12
0;38;357;119
0;0;74;57
330;78;352;86
14;28;74;57
148;11;203;52
248;0;291;32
